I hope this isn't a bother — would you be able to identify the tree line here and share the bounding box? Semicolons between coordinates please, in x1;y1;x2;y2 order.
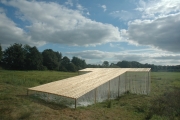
0;43;179;72
0;43;86;72
87;61;180;72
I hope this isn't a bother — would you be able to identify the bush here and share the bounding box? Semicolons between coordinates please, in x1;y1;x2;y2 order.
107;100;112;108
147;89;180;119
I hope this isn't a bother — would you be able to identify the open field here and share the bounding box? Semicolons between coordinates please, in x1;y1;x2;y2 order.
0;70;180;120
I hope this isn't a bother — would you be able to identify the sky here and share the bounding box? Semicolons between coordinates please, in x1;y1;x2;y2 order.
0;0;180;65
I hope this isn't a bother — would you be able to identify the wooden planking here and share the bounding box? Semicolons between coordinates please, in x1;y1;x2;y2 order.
28;68;151;99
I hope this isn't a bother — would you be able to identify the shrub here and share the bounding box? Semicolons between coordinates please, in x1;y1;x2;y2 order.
147;89;180;119
107;100;112;108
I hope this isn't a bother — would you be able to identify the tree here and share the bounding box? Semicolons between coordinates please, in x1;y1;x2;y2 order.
24;45;43;70
59;56;70;71
2;43;26;70
102;61;109;67
71;56;86;70
61;56;70;65
117;60;131;68
42;49;59;70
59;56;79;72
55;52;62;63
67;63;77;72
0;44;2;62
110;63;119;68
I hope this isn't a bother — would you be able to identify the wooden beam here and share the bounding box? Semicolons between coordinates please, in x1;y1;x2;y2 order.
94;88;97;104
134;75;136;93
27;89;29;96
129;73;130;92
108;81;110;100
125;72;127;92
149;71;151;93
75;99;77;109
47;93;49;102
147;71;150;95
118;76;120;97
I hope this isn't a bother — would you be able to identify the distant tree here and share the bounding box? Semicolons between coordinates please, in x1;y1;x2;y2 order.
61;56;70;65
71;56;86;70
59;56;79;72
2;43;26;70
117;60;131;68
102;61;109;67
42;49;59;70
67;63;77;72
59;56;70;71
110;63;119;68
24;45;43;70
0;44;2;61
55;51;62;63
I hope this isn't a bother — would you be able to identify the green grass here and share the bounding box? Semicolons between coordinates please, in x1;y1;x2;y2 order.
0;70;77;87
0;71;180;120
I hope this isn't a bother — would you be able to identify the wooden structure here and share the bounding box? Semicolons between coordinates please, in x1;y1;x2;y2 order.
28;68;151;108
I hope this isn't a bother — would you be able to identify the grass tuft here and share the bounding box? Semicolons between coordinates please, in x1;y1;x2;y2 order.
107;100;112;108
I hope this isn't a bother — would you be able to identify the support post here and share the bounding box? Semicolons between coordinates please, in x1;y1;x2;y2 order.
118;76;120;97
108;81;110;100
125;72;127;92
134;75;136;93
149;70;151;93
146;72;148;95
75;99;77;109
129;73;131;92
27;89;29;96
47;93;49;102
147;71;150;95
94;88;97;104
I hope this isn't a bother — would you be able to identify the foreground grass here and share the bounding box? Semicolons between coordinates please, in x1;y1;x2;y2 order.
0;71;180;120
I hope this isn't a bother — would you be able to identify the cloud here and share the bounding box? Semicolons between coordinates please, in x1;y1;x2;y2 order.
101;5;107;12
65;0;73;6
87;12;90;15
127;13;180;52
110;10;138;21
66;50;180;65
109;43;124;50
1;1;122;47
136;0;180;18
76;3;84;11
0;7;44;48
153;54;180;60
66;50;111;59
0;7;5;13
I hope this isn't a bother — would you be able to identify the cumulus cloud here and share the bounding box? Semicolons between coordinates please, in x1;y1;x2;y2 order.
122;0;180;53
66;50;180;65
0;7;5;13
1;0;122;47
136;0;180;18
66;50;112;59
0;7;44;48
65;0;73;6
110;10;138;21
101;5;107;12
76;3;84;11
127;13;180;52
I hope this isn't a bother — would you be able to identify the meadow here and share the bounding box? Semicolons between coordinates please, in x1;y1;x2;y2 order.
0;70;180;120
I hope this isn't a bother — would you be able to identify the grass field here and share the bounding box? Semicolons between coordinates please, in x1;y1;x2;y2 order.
0;70;180;120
